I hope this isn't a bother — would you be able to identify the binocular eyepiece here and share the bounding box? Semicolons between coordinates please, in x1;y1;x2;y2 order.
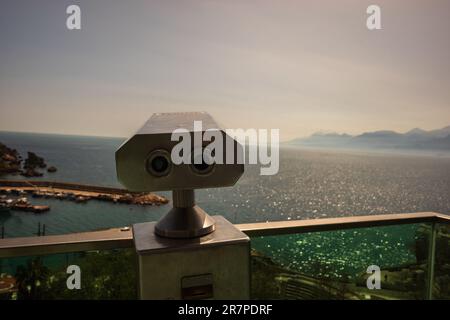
146;149;172;177
145;148;216;178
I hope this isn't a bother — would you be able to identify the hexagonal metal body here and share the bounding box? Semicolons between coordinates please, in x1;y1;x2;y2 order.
116;112;244;192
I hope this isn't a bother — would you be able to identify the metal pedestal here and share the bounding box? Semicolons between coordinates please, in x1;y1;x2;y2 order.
133;216;250;300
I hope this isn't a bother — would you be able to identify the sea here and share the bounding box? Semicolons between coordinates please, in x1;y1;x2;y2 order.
1;131;450;238
1;131;450;280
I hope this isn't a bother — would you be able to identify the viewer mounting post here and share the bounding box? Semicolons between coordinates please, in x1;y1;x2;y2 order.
154;189;215;238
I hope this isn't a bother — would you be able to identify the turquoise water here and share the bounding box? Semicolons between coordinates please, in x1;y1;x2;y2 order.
1;131;450;238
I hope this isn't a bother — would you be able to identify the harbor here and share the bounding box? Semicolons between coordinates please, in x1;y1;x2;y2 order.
0;179;169;214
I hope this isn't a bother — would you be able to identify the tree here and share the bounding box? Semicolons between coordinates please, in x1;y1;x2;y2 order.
15;257;50;300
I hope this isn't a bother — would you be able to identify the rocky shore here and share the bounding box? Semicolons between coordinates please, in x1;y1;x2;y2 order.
0;143;22;175
0;142;57;177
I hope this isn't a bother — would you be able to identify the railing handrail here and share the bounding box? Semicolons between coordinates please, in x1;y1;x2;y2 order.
0;227;133;258
0;212;448;258
236;211;448;237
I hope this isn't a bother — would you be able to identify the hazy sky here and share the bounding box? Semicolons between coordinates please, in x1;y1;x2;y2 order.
1;0;449;140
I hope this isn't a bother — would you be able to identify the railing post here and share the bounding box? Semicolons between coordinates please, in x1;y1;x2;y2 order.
426;222;437;300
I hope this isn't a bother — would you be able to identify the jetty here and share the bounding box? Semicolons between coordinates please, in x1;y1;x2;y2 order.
0;180;169;213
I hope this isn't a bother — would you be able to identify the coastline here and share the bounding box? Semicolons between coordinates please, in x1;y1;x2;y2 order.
0;179;169;213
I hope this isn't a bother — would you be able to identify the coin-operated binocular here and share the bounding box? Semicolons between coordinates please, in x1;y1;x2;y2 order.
116;112;249;300
116;112;244;238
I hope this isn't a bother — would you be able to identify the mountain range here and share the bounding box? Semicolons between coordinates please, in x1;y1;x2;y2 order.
288;126;450;151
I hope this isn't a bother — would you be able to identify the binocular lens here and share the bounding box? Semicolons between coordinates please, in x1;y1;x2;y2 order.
151;156;169;173
193;161;211;173
191;153;215;175
146;150;171;177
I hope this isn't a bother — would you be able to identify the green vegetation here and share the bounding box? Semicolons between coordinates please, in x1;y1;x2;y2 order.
15;257;51;300
2;249;137;300
434;224;450;299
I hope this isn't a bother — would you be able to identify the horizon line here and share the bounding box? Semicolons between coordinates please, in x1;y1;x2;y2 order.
2;122;450;142
0;130;126;140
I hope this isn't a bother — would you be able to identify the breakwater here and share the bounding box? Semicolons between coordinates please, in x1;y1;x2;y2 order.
0;180;169;211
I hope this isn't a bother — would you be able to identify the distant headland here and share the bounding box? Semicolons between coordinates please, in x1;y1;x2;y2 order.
288;125;450;152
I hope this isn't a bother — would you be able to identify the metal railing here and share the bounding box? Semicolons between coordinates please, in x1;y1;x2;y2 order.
0;211;449;299
0;227;133;258
236;211;449;236
1;212;448;258
237;211;450;300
